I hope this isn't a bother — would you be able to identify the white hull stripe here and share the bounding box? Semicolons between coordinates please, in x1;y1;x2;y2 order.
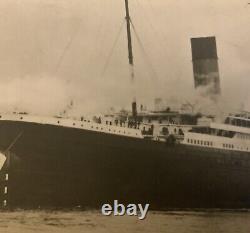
0;114;143;139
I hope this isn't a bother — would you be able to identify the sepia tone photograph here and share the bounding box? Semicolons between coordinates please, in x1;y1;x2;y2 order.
0;0;250;232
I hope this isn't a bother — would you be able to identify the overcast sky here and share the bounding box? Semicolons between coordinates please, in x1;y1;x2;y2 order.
0;0;249;115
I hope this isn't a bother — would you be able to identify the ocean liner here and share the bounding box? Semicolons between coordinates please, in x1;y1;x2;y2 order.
0;0;250;210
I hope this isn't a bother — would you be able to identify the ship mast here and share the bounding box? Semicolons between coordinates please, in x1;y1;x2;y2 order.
124;0;137;118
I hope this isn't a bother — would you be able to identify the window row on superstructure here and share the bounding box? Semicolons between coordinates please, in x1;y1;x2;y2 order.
223;144;234;149
185;134;250;152
236;133;250;140
187;138;213;146
225;116;250;128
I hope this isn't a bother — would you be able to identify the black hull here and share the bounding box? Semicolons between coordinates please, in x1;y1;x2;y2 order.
0;120;250;209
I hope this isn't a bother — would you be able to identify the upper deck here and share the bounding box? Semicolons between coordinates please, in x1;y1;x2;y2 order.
210;122;250;135
0;113;143;139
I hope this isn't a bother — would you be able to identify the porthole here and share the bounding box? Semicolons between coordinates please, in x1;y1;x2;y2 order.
57;121;60;124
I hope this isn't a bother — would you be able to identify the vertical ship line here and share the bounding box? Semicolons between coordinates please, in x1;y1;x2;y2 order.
0;1;249;210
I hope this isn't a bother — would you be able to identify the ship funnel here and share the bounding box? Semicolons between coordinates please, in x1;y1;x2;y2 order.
191;36;221;98
132;101;137;118
154;98;163;111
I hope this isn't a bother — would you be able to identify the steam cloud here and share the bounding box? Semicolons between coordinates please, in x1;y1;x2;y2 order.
0;0;249;119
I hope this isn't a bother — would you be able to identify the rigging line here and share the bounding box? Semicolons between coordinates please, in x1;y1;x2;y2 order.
100;20;125;78
135;0;157;32
4;132;23;153
129;19;159;83
93;0;107;62
54;22;82;76
135;0;169;53
146;0;157;16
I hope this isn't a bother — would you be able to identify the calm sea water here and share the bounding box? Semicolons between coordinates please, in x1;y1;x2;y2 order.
1;210;250;233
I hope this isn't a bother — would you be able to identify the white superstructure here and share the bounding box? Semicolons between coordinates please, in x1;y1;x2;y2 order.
182;113;250;152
